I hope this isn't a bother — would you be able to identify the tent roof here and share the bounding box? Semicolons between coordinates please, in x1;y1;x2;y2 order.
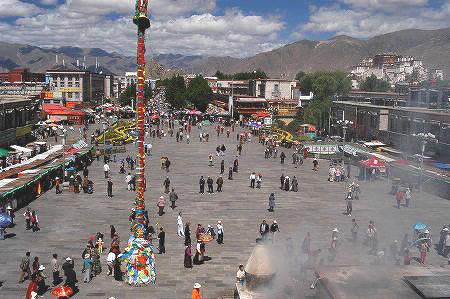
359;156;386;168
0;148;10;158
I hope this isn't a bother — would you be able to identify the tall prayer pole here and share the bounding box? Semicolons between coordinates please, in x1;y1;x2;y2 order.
119;0;156;286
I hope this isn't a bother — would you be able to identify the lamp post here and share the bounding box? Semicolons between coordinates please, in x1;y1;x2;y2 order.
413;132;437;192
336;119;353;162
336;119;353;142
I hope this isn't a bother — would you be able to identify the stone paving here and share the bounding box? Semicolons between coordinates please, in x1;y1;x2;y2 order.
1;124;449;299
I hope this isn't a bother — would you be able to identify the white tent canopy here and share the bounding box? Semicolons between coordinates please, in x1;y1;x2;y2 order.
10;145;33;154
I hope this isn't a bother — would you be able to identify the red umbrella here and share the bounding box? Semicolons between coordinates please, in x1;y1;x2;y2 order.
151;114;160;119
51;286;73;297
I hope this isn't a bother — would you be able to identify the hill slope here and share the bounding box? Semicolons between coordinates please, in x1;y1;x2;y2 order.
0;27;449;78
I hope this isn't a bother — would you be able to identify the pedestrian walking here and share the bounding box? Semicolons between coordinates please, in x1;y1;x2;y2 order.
184;243;193;268
184;222;191;245
405;187;412;207
236;264;245;286
249;172;256;188
351;218;359;242
207;176;214;193
228;167;233;180
199;176;205;194
346;194;353;216
106;250;115;276
259;220;269;240
169;188;178;209
192;283;202;299
216;176;223;192
18;252;32;283
103;163;110;178
217;221;224;244
220;159;225;174
50;254;60;286
83;253;92;283
107;178;113;197
177;212;184;237
157;196;165;216
23;208;32;230
280;152;285;164
268;193;275;212
270;220;279;242
158;227;166;254
163;177;170;194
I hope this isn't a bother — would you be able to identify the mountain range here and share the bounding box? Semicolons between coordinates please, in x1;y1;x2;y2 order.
0;27;449;79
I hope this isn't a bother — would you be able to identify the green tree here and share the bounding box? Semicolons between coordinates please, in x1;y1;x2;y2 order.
360;74;390;92
164;75;186;109
119;83;153;107
119;83;136;106
297;71;351;129
213;69;268;80
295;71;306;81
185;76;212;112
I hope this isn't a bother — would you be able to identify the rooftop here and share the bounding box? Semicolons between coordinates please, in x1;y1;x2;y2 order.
333;101;450;118
316;266;450;299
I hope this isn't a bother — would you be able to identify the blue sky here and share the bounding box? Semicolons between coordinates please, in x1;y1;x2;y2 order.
0;0;449;57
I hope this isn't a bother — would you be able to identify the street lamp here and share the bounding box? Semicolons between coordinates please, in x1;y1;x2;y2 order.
336;119;353;142
413;132;437;191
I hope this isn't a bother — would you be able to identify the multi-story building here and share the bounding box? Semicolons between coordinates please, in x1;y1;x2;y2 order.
331;93;450;161
351;54;429;87
215;80;250;96
0;95;39;146
409;88;450;109
0;68;45;83
46;66;106;108
249;79;300;117
250;79;298;100
104;74;114;99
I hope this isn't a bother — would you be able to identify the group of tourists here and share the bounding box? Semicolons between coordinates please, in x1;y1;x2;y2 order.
279;174;299;192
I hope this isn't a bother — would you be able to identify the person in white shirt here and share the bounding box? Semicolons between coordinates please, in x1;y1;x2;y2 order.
249;172;256;188
177;212;184;237
125;173;133;191
103;163;110;178
236;264;245;285
217;221;224;244
106;250;116;276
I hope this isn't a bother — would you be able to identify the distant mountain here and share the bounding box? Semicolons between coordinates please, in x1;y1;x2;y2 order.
0;27;449;78
0;42;136;75
188;27;450;79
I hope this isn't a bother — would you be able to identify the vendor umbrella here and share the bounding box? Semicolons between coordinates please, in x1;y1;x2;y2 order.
51;285;73;297
414;223;427;230
0;213;12;228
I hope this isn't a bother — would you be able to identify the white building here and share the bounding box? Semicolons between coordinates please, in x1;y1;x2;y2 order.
351;54;428;88
250;79;298;100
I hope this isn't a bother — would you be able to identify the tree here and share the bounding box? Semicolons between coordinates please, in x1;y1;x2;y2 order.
185;76;212;112
360;74;390;92
119;83;136;106
119;83;153;107
213;69;268;80
164;75;186;109
295;71;306;81
297;71;351;130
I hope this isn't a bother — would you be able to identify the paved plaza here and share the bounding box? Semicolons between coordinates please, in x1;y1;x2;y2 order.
1;124;449;299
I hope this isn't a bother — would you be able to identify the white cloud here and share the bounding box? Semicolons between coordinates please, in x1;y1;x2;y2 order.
295;1;450;39
0;0;42;17
341;0;428;10
65;0;216;17
0;4;284;58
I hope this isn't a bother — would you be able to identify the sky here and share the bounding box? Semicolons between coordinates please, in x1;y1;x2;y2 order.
0;0;449;57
